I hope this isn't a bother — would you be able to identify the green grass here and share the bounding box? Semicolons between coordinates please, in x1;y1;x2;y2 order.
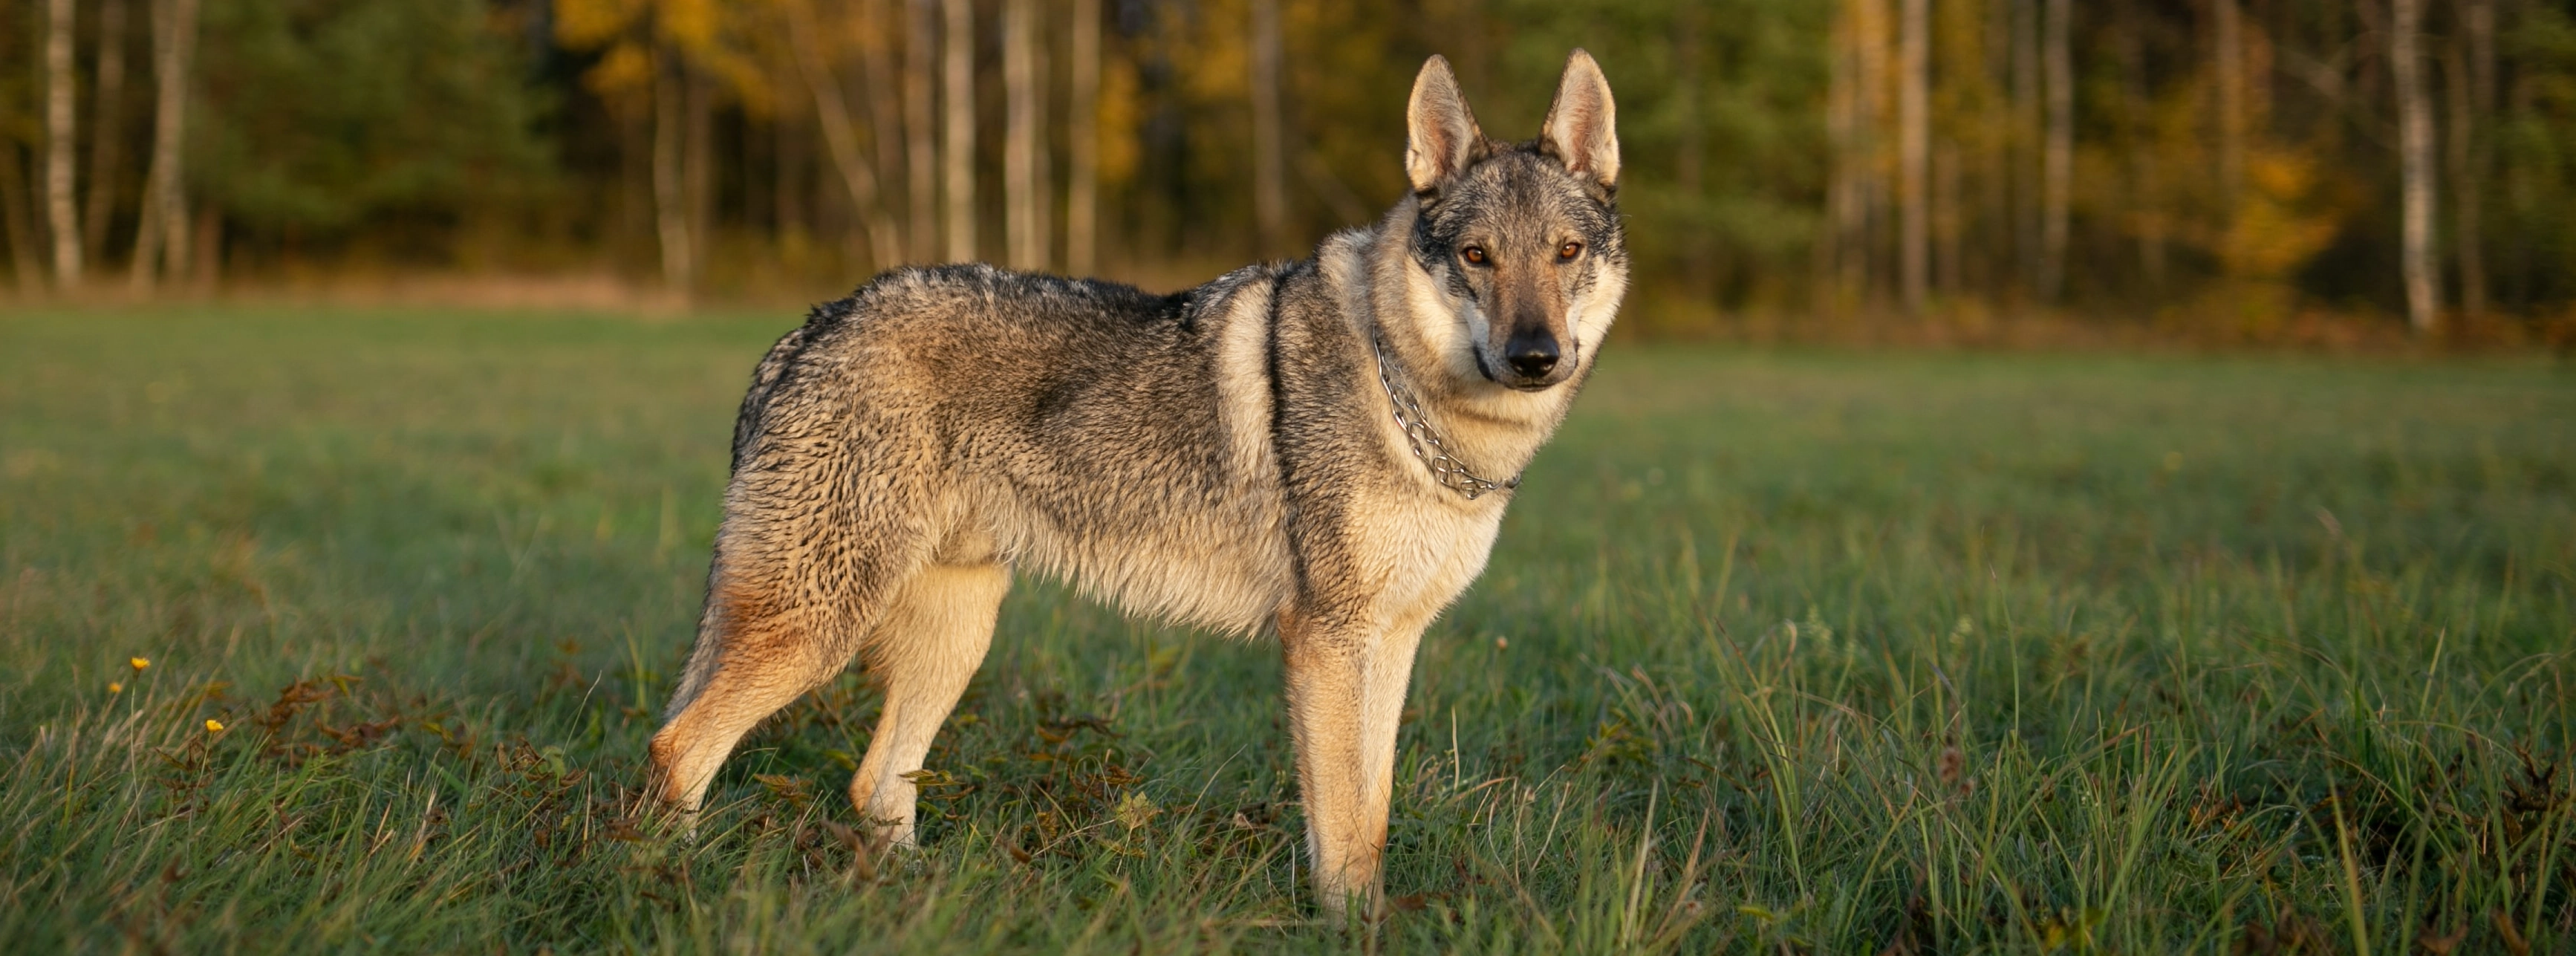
1;306;2570;953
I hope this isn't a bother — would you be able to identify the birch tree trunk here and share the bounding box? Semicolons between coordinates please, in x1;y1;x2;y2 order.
45;0;83;287
1066;0;1100;276
2038;0;2072;303
83;0;128;265
2392;0;2439;334
651;53;694;292
1249;0;1288;257
905;0;939;262
130;0;197;293
1003;0;1046;270
788;0;900;271
1899;0;1928;314
942;0;975;263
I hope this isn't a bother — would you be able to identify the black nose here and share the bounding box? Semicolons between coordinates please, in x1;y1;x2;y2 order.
1505;334;1560;378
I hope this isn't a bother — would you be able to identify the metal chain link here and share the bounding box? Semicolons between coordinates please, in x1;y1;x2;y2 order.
1368;328;1521;501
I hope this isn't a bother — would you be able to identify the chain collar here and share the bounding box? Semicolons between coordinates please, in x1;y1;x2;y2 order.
1367;326;1521;500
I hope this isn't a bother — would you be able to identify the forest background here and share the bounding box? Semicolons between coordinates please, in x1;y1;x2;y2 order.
4;0;2576;347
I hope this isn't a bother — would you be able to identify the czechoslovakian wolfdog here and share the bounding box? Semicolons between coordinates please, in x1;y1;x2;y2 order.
647;50;1625;913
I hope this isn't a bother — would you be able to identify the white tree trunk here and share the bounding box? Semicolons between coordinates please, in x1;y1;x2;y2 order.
942;0;976;263
2392;0;2439;333
131;0;197;293
1066;0;1100;276
45;0;83;287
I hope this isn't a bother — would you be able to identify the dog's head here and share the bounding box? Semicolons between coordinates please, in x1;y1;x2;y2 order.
1402;50;1626;392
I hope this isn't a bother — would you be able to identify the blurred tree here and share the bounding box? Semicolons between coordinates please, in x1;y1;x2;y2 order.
189;0;547;270
784;0;899;270
2394;0;2439;333
44;0;81;286
0;0;2571;340
81;0;131;267
129;0;198;291
1067;0;1102;275
940;0;970;262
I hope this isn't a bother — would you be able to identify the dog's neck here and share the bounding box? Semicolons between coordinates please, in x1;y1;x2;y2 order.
1313;199;1607;501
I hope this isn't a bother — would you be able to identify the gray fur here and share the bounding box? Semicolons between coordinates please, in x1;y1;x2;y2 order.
648;50;1629;915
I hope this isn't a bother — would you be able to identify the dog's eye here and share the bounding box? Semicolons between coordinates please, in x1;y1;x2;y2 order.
1461;245;1488;265
1558;242;1583;261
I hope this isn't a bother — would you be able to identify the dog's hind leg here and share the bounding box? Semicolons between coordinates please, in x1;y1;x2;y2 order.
646;404;940;817
845;559;1009;847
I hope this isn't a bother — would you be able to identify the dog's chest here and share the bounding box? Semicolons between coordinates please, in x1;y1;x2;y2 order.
1351;493;1511;625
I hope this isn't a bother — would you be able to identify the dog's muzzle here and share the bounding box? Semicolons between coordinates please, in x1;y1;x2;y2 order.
1483;333;1574;390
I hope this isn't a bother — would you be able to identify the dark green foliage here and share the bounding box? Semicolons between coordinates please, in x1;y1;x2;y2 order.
190;0;550;239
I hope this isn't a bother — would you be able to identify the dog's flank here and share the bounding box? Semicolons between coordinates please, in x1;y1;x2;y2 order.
647;50;1626;916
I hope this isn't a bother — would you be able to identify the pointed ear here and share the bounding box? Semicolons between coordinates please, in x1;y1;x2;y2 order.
1405;55;1484;194
1540;49;1619;192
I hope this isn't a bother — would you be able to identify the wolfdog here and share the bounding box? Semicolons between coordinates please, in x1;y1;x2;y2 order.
647;50;1624;912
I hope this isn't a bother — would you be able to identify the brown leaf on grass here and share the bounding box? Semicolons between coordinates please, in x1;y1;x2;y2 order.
2235;911;2330;955
2492;910;2531;956
1004;825;1035;865
752;773;813;808
822;821;878;882
1387;892;1437;912
2415;920;2466;954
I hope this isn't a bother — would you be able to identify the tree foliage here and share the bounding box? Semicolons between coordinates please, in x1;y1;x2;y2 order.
192;0;551;236
2;0;2574;338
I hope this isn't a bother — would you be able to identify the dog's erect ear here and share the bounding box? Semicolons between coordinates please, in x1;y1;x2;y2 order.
1539;49;1619;192
1405;55;1484;194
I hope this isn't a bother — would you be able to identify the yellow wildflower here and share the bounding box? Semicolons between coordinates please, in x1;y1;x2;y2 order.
204;719;224;733
107;682;123;694
129;657;150;672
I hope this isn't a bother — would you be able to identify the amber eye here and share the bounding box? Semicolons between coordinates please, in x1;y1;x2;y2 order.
1462;245;1488;265
1558;241;1583;261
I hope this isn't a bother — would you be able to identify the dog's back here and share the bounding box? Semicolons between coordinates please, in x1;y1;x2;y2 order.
724;262;1298;638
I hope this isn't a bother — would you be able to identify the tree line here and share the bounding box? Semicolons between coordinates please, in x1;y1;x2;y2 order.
3;0;2572;338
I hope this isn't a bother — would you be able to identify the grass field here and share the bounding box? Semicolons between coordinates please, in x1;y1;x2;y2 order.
1;307;2571;953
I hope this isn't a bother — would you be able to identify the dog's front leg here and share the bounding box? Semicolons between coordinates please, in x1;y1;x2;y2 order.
1280;605;1425;918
